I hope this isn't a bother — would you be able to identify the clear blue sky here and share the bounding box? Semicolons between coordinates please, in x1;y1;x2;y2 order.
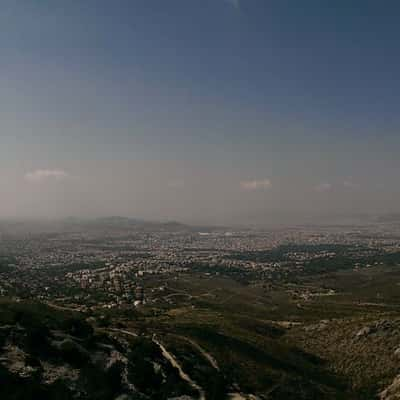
1;1;400;224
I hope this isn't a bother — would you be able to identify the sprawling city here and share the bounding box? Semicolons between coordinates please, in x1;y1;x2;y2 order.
2;1;400;399
2;218;400;399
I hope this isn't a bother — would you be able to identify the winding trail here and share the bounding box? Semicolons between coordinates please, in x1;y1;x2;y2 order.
45;301;81;313
153;335;206;400
106;328;206;400
173;335;219;371
107;328;138;337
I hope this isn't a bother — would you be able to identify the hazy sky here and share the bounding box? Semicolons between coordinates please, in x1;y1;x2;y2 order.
1;1;400;225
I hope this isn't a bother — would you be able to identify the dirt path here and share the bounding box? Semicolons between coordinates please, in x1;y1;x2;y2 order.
153;335;206;400
173;335;219;371
106;328;206;399
45;301;81;313
107;328;138;337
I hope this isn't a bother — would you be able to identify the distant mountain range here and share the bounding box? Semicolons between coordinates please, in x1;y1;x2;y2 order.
1;213;400;236
0;217;224;235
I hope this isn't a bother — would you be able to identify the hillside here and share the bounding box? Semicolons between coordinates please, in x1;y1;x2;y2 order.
0;299;349;400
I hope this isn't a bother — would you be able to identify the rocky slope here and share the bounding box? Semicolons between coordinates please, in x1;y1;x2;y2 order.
0;300;195;400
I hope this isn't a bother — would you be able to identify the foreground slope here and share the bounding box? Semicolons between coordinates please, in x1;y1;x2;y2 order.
0;298;350;400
